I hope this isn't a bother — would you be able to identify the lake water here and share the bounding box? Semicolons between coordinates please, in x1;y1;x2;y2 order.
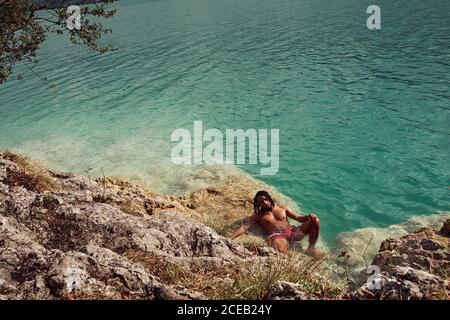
1;0;449;244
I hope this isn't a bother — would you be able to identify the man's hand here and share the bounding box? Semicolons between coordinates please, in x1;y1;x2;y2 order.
285;206;315;223
308;213;319;223
229;233;239;240
229;218;254;240
295;213;319;223
229;225;248;240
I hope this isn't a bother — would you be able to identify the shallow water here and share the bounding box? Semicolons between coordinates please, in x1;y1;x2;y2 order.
1;0;449;244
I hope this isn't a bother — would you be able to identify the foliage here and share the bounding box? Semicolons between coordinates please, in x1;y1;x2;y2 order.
0;0;116;85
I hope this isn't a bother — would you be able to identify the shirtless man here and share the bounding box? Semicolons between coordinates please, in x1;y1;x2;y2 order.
229;190;325;257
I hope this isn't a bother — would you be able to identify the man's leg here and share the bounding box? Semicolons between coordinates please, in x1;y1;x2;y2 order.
271;237;289;253
292;218;320;245
292;216;325;257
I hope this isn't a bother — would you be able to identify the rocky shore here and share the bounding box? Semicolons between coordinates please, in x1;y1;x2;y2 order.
0;150;448;300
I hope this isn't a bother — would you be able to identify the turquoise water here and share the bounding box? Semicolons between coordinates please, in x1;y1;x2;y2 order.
1;0;449;244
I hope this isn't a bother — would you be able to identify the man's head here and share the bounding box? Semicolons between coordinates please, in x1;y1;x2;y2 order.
253;190;275;214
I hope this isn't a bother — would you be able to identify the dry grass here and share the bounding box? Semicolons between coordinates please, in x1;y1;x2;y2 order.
2;150;29;167
124;249;344;300
200;206;269;250
124;250;191;284
117;200;145;217
201;212;235;238
432;263;450;280
2;149;58;192
214;253;344;300
124;250;230;296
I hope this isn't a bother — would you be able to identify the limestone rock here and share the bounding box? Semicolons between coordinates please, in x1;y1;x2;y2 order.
0;151;253;299
348;220;450;300
266;281;317;300
2;151;448;300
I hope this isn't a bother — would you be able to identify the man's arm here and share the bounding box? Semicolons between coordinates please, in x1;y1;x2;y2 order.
284;205;316;223
229;216;256;240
